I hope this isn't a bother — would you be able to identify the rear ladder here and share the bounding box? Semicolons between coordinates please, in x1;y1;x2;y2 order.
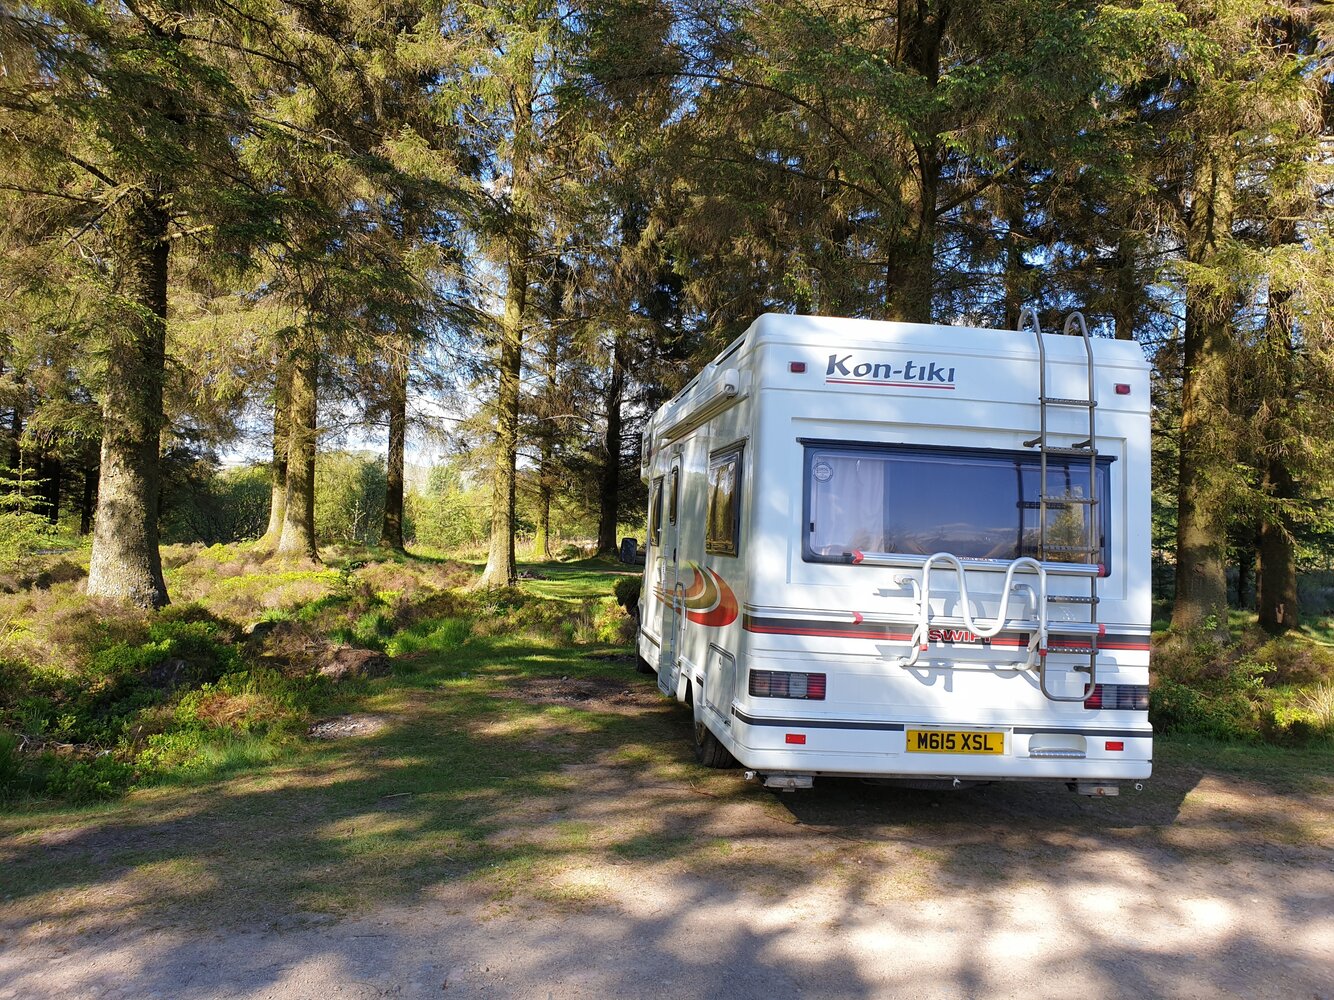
1020;308;1101;702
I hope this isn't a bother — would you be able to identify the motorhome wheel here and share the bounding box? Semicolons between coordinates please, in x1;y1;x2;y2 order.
694;719;737;769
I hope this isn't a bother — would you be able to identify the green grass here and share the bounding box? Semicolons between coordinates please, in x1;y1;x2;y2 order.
514;557;637;601
2;543;1331;930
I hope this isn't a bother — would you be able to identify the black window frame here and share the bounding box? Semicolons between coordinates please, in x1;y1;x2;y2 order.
648;476;663;547
800;439;1114;572
706;442;745;556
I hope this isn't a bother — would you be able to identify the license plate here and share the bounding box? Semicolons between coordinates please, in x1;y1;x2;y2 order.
906;729;1004;754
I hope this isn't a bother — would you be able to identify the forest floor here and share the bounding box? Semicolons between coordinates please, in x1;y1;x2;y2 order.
1;559;1332;999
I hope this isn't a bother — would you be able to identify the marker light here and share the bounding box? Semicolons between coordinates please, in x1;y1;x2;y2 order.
1105;741;1124;751
1115;383;1131;395
785;733;807;745
789;361;807;373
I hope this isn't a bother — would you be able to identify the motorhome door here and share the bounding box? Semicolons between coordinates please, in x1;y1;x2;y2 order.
659;459;683;697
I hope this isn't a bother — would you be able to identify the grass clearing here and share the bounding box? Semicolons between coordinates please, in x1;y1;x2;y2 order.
0;544;1331;934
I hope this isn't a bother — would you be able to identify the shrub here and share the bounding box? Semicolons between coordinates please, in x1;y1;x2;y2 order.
612;576;642;613
41;753;134;803
315;452;387;545
1150;676;1264;742
1248;635;1334;687
1146;629;1334;743
593;597;633;644
407;463;489;551
0;467;55;576
0;729;28;800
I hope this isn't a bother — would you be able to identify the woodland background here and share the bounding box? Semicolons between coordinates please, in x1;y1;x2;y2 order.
1;0;1333;800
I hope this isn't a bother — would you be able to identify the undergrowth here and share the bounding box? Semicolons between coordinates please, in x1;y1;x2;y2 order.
1151;625;1334;745
0;544;633;805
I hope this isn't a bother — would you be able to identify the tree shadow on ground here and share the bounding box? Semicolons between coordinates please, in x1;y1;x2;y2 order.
1;637;1330;1000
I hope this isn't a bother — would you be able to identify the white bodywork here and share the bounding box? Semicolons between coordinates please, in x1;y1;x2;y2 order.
637;313;1152;787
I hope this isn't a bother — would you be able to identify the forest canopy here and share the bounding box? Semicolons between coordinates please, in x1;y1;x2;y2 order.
0;0;1331;641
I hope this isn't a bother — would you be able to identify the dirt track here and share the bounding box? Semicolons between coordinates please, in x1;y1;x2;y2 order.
2;680;1331;1000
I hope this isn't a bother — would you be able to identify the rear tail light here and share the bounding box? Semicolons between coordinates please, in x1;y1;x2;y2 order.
749;670;827;700
1084;683;1149;711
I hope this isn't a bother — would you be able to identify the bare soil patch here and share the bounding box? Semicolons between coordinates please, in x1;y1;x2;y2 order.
505;675;662;713
307;713;390;739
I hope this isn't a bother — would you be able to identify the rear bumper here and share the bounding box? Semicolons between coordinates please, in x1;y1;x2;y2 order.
725;705;1152;781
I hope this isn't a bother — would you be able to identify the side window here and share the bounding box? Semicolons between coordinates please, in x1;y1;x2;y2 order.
668;467;680;525
648;480;664;549
649;478;663;547
707;445;744;555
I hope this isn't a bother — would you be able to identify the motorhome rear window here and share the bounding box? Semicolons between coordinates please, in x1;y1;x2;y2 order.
707;445;743;555
803;443;1111;567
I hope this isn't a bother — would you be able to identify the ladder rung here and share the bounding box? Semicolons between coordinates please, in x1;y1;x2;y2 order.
1046;622;1103;636
1047;595;1099;604
1043;446;1099;456
1041;397;1096;407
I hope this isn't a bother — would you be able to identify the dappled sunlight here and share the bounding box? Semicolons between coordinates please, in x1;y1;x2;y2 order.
6;857;222;935
1170;774;1334;847
2;564;1330;998
217;761;385;796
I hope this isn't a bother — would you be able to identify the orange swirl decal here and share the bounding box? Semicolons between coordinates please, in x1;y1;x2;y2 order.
681;563;739;627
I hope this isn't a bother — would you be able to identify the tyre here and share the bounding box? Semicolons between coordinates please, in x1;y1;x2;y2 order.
694;718;737;769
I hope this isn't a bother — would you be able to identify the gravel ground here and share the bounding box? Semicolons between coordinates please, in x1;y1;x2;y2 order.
2;683;1330;1000
2;850;1330;1000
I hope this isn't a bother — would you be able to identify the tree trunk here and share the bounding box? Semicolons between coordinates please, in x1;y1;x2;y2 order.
7;401;21;472
596;336;626;556
1001;195;1029;331
259;361;291;547
477;57;535;589
276;345;318;559
1170;151;1234;641
884;145;939;324
380;343;408;551
1235;537;1252;609
1112;234;1140;341
883;1;947;323
1257;277;1300;635
1257;454;1299;633
38;453;61;525
80;457;96;535
533;472;551;561
533;322;558;561
478;261;525;588
86;188;170;609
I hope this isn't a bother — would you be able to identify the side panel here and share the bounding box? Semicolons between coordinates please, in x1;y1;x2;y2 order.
675;400;751;710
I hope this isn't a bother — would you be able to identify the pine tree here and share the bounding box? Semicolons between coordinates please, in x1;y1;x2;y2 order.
0;1;277;606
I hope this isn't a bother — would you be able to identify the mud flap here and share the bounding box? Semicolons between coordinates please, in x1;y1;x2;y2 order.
658;655;677;697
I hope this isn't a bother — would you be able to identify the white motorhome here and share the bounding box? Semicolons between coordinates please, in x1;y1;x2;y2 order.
636;311;1152;793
